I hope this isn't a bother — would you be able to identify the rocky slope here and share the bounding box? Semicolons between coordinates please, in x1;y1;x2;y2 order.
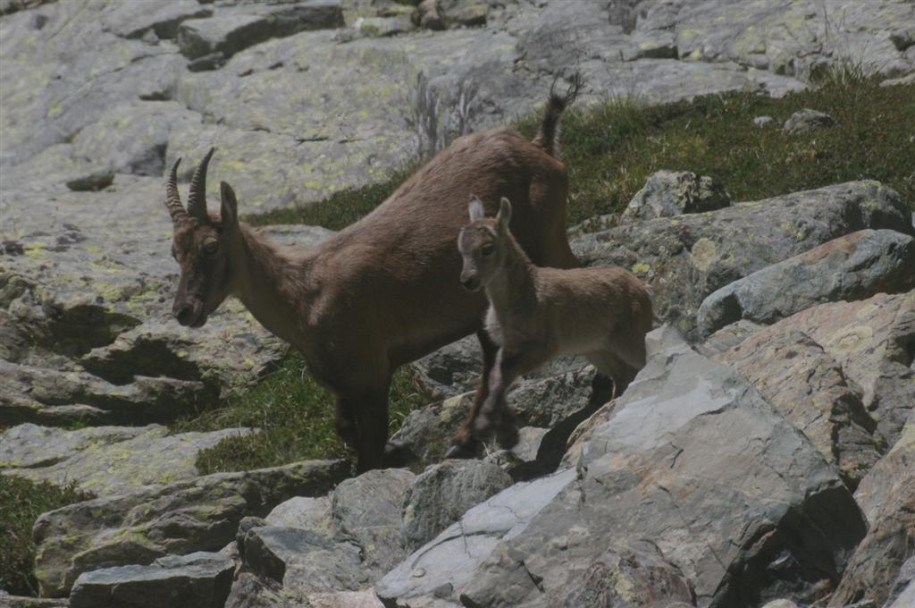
1;1;914;607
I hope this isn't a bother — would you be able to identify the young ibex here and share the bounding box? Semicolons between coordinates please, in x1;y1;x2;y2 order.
163;80;580;472
449;196;653;454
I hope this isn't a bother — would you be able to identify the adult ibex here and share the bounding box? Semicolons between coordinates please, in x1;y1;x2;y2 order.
164;80;580;471
451;196;653;453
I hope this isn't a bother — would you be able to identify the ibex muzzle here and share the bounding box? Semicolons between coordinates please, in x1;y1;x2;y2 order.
164;148;240;328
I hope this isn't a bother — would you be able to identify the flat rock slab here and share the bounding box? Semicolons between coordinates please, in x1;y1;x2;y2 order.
572;181;913;340
70;551;234;608
377;326;865;607
0;423;249;495
698;229;915;337
33;459;349;598
0;359;216;427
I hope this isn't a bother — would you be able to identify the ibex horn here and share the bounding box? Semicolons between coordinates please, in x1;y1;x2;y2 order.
165;157;187;224
187;147;215;222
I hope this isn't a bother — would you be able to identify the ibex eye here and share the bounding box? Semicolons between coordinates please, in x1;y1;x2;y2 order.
481;244;494;256
203;241;219;255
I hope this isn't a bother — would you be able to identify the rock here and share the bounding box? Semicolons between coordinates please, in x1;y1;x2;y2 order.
697;319;766;357
572;181;914;340
70;101;201;176
884;557;915;608
0;595;69;608
176;2;344;60
412;334;481;398
236;516;268;560
829;422;915;606
697;229;915;337
32;459;349;597
100;0;213;40
392;364;605;469
620;169;731;223
377;326;866;607
244;526;337;583
401;460;512;551
762;601;800;608
69;551;234;608
331;468;415;577
65;170;115;192
718;329;880;488
0;423;250;495
754;115;775;127
783;108;838;134
0;360;217;427
353;15;414;38
266;496;333;535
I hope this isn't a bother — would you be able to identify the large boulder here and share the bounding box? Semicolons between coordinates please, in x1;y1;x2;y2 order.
0;423;250;495
377;327;866;607
401;460;512;551
69;551;234;608
829;421;915;607
698;229;915;337
620;169;731;223
572;181;913;340
32;459;349;597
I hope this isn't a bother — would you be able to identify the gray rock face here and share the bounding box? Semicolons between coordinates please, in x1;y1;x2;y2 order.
572;181;914;340
69;551;234;608
32;459;349;598
377;327;866;607
401;460;512;551
830;422;915;607
331;468;415;577
698;229;915;337
0;423;250;495
176;2;344;62
621;169;731;223
719;327;879;488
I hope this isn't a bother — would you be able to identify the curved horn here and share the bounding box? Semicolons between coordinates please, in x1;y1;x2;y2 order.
187;147;215;221
165;157;187;223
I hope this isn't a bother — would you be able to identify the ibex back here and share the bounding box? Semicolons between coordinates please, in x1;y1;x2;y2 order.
164;80;580;471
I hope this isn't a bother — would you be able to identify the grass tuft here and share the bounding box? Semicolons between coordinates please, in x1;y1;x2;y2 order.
0;476;93;596
174;351;433;474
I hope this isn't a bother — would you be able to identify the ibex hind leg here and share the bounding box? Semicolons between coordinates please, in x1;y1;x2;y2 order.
586;350;638;401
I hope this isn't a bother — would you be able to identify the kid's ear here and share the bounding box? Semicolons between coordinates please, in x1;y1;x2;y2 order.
497;196;513;226
468;195;485;221
220;181;238;227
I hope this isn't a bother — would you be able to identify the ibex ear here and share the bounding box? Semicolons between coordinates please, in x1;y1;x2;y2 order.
497;197;513;227
220;181;239;227
468;195;485;221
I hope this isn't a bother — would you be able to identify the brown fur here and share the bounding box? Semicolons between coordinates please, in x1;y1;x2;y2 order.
451;197;653;453
164;86;579;472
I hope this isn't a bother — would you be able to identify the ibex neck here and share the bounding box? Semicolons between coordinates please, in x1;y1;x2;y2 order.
236;226;314;351
484;234;537;315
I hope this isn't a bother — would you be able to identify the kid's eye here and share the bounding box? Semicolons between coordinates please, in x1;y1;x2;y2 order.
481;244;494;256
203;241;219;255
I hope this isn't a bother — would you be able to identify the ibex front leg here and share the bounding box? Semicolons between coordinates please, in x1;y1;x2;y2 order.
474;346;547;450
446;330;498;459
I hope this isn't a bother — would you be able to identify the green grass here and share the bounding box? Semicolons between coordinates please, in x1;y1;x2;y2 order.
173;351;434;474
184;72;914;474
0;476;93;596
